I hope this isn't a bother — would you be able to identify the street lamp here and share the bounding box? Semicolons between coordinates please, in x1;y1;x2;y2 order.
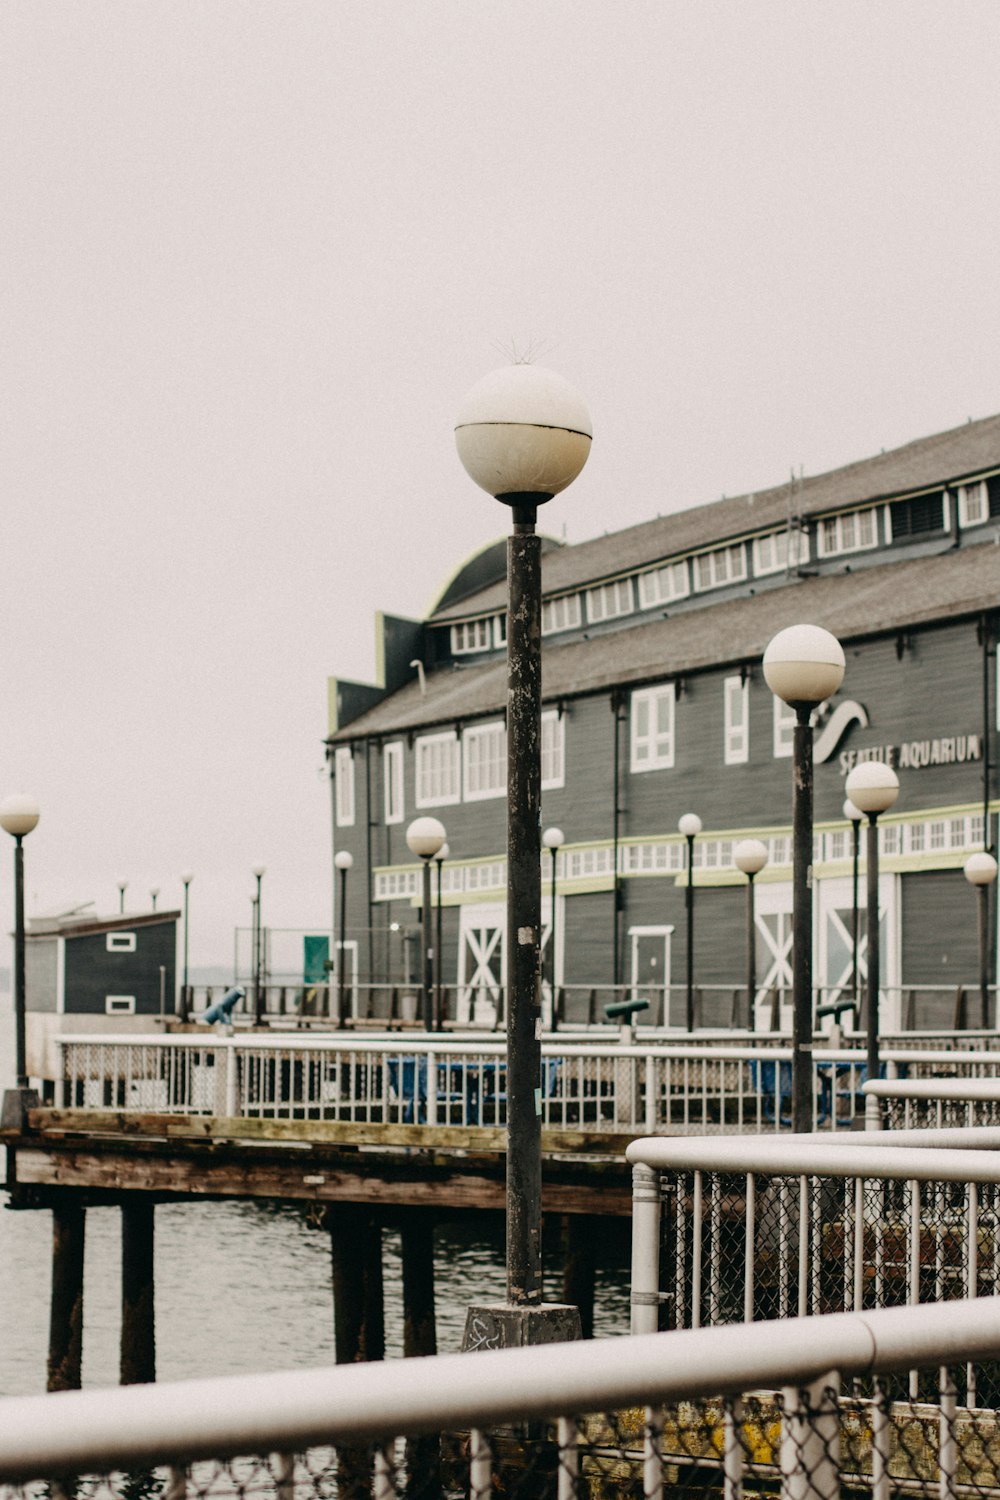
180;871;193;1018
734;839;768;1026
434;843;449;1032
334;851;353;1028
678;813;702;1032
542;827;565;1031
251;864;266;1026
0;795;40;1091
842;798;863;1018
150;887;159;912
117;881;128;914
406;817;446;1031
763;623;845;1133
964;851;998;1028
456;362;591;1326
844;761;899;1094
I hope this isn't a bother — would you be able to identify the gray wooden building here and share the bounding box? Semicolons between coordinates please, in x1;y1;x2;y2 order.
325;411;999;1031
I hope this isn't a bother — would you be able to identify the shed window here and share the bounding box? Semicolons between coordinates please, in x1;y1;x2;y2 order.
105;995;136;1014
106;932;136;953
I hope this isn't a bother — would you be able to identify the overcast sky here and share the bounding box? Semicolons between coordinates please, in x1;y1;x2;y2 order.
2;2;999;969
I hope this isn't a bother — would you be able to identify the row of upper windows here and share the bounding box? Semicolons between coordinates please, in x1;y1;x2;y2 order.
448;479;999;658
333;713;566;826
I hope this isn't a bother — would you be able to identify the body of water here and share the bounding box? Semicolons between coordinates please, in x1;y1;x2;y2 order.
0;1003;630;1397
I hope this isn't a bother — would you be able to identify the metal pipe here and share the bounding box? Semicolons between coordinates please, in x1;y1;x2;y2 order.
13;835;26;1087
865;814;880;1083
850;815;861;1013
338;863;349;1029
421;859;433;1032
745;871;756;1024
979;880;990;1028
792;707;814;1133
685;834;696;1033
435;853;445;1031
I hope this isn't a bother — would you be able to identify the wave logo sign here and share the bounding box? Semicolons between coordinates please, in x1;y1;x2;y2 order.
813;699;869;764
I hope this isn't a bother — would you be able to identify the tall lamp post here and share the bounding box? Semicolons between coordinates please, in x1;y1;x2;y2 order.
251;864;266;1026
434;843;449;1032
456;361;591;1330
964;851;998;1028
844;761;899;1096
406;817;446;1031
334;850;353;1028
678;813;702;1032
763;624;845;1134
734;839;768;1027
180;871;193;1018
150;887;159;912
0;796;40;1091
543;827;565;1031
843;798;862;1018
117;881;128;914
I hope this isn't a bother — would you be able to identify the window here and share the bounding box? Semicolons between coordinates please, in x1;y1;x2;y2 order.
106;932;136;953
724;676;749;764
693;544;746;592
752;529;809;576
463;721;506;801
585;578;634;623
334;746;355;827
105;995;136;1014
888;492;946;539
493;613;507;647
637;560;690;609
451;618;493;655
957;480;989;527
773;697;795;759
415;731;460;807
384;741;404;825
542;594;582;635
541;710;565;788
631;685;675;771
817;507;878;557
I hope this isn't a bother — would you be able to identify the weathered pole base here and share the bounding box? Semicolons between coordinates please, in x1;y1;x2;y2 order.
461;1301;582;1352
48;1196;85;1392
1;1086;39;1135
121;1198;156;1385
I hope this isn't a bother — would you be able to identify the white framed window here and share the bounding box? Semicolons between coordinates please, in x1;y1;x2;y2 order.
463;720;506;801
334;746;355;827
631;685;675;771
415;731;460;807
693;543;747;592
752;529;810;576
637;560;690;609
773;696;796;759
105;994;136;1015
106;932;136;953
585;577;634;623
542;594;582;635
493;613;507;647
541;710;565;789
957;480;989;527
816;507;878;558
384;741;404;825
451;618;493;655
724;675;749;764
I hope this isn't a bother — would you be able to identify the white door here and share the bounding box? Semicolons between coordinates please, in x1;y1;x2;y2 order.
817;873;900;1032
752;881;794;1032
629;926;673;1026
457;900;554;1026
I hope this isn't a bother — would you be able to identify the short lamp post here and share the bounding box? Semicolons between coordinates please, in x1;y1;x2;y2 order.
117;881;128;914
844;761;899;1095
733;839;768;1026
763;623;845;1134
434;843;449;1032
964;851;998;1028
543;827;565;1031
406;817;446;1031
180;871;193;1018
456;361;591;1327
843;798;863;1017
334;851;353;1028
0;796;40;1091
678;814;702;1032
150;887;159;912
251;864;266;1026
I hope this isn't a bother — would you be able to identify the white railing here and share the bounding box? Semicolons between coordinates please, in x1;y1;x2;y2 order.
2;1300;1000;1499
865;1077;1000;1131
55;1034;1000;1135
627;1130;1000;1404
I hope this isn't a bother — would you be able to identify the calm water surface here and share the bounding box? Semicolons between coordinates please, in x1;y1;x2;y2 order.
0;1003;630;1396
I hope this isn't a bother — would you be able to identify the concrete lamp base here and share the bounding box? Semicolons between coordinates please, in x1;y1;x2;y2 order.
461;1302;582;1352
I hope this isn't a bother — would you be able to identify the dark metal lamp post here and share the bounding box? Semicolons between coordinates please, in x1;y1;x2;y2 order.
117;881;127;914
843;798;862;1021
434;842;449;1032
542;827;564;1030
180;871;193;1019
678;813;702;1032
334;850;353;1028
406;817;446;1031
733;838;768;1027
844;760;899;1110
964;851;998;1029
764;624;845;1134
0;795;40;1094
455;361;591;1341
149;887;159;912
251;864;266;1026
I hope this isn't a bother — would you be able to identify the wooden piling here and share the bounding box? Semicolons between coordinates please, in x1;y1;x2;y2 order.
120;1198;156;1385
400;1209;437;1359
330;1207;385;1500
561;1213;597;1340
48;1197;85;1392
